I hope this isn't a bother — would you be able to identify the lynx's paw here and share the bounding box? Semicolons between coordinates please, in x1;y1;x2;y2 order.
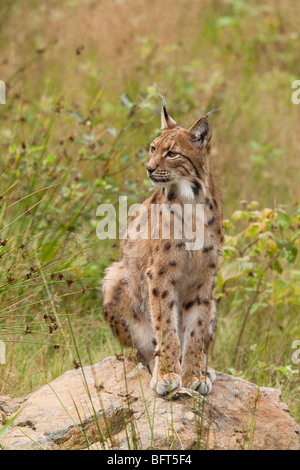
198;377;212;395
150;373;182;396
202;367;216;384
183;375;213;395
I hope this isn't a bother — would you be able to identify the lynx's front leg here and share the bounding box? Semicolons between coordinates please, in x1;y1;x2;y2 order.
146;268;181;395
181;298;217;395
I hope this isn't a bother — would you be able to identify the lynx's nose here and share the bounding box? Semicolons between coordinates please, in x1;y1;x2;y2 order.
146;164;157;175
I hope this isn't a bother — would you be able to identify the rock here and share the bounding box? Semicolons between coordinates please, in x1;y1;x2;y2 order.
0;396;26;416
0;356;299;450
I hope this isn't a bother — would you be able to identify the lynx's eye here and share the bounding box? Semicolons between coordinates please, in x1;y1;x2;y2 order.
150;145;155;153
167;151;177;158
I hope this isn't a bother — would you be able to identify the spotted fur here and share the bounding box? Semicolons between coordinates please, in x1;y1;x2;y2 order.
103;104;223;396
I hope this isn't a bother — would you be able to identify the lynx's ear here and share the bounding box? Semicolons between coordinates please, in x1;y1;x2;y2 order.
187;116;211;149
159;94;177;130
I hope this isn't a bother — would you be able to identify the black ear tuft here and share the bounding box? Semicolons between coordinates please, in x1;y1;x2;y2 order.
187;116;211;148
205;108;222;118
159;94;177;130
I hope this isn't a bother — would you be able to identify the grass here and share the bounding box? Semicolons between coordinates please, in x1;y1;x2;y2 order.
0;0;299;448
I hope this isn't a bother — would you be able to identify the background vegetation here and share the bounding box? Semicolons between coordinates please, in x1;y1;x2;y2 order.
0;0;299;428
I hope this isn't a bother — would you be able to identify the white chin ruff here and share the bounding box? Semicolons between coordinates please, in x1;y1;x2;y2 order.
177;180;195;200
150;179;168;188
150;179;196;201
164;180;195;201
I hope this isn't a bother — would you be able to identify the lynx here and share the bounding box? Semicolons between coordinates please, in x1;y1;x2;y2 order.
102;98;223;395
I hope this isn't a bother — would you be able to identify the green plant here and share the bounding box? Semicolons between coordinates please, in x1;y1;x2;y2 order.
213;201;300;421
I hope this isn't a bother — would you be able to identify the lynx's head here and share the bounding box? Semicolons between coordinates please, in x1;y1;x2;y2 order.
146;97;217;199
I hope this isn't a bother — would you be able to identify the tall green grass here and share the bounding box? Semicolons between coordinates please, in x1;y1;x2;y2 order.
0;0;299;444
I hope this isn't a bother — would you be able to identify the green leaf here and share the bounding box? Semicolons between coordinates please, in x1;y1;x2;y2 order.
216;16;239;28
44;154;56;165
231;210;245;221
221;257;253;281
290;230;300;242
63;110;84;122
271;259;283;274
278;214;291;230
119;93;134;110
250;302;268;314
107;127;117;137
244;222;266;239
273;280;290;300
283;244;298;263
